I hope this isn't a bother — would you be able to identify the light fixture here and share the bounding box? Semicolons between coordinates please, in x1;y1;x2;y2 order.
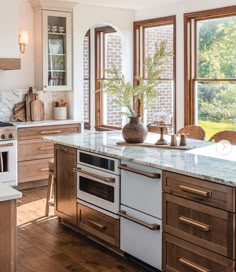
19;31;29;54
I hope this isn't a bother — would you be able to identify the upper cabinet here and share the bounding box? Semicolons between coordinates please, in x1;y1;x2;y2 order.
30;0;76;91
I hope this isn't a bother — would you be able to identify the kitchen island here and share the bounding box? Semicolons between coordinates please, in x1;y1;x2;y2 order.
44;131;236;272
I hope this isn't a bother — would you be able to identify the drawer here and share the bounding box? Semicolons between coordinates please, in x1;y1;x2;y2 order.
18;124;81;140
120;161;162;218
163;233;234;272
163;193;234;258
18;139;54;161
18;158;52;183
120;205;162;270
78;203;120;247
163;171;235;212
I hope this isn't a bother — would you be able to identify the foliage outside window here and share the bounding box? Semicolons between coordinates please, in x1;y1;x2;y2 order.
184;7;236;139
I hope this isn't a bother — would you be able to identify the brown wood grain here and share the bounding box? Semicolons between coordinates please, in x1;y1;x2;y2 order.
0;58;20;70
31;99;45;121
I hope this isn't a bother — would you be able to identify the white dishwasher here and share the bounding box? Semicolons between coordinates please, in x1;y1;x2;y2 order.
119;161;162;270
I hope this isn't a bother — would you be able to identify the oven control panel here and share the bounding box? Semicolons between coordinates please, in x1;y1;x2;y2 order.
0;128;16;141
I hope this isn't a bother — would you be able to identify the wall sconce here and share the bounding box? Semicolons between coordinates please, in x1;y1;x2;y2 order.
19;31;29;54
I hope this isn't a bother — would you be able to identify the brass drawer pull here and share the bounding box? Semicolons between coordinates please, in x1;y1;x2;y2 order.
87;220;106;230
118;210;160;231
179;216;211;232
73;167;115;183
40;130;62;135
39;147;54;151
0;143;14;148
179;184;211;198
118;164;161;179
40;168;49;172
179;257;210;272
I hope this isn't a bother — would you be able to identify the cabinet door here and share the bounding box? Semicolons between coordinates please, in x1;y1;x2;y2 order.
55;144;76;223
43;10;72;91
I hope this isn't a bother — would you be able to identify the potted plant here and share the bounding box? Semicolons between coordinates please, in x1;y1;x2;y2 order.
102;40;172;143
52;98;68;120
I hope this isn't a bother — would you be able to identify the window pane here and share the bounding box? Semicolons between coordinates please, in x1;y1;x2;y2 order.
146;80;174;128
105;32;122;78
144;25;173;78
102;31;122;126
196;81;236;139
197;16;236;79
83;34;89;124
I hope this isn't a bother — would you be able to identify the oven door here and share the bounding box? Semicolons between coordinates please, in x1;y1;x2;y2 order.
0;140;17;186
74;164;119;214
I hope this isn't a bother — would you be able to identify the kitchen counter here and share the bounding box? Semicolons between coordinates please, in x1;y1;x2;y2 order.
12;119;83;128
44;131;236;186
0;183;22;202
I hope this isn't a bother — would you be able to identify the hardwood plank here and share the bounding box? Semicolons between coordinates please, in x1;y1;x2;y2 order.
17;187;148;272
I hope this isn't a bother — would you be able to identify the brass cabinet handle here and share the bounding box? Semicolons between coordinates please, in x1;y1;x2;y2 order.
87;220;106;230
0;143;14;147
179;216;211;232
39;146;54;151
118;164;161;179
40;130;62;135
73;167;115;183
179;184;212;198
40;168;49;172
179;257;210;272
118;210;160;231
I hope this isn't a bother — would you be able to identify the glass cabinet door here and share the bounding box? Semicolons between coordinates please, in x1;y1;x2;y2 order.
43;10;72;91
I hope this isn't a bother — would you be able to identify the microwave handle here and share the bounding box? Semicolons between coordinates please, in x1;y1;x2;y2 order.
118;210;160;231
118;164;161;179
73;167;115;183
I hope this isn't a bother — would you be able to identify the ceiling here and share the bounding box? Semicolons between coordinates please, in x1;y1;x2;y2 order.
74;0;183;10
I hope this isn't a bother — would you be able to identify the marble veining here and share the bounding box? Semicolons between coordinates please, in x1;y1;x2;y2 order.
44;131;236;186
0;183;22;202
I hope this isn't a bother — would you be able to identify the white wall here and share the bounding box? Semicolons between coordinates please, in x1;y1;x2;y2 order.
0;0;34;90
72;4;135;127
135;0;236;130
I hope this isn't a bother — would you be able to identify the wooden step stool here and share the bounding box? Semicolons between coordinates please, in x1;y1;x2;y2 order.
45;159;55;216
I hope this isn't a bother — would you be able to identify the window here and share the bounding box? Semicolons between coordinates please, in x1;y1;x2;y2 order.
83;30;90;129
184;7;236;139
134;16;176;130
95;26;123;130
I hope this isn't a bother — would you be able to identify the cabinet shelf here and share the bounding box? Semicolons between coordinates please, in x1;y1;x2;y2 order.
48;53;66;56
49;70;66;72
48;32;66;35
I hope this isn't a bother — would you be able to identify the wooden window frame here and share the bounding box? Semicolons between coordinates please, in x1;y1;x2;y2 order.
134;16;176;129
184;5;236;126
84;30;91;130
95;26;122;131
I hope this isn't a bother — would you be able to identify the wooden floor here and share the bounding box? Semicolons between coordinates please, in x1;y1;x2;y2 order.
17;187;148;272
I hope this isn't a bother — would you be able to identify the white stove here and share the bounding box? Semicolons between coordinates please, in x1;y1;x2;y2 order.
0;122;17;186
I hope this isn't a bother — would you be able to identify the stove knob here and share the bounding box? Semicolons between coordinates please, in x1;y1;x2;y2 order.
1;134;6;139
9;133;14;139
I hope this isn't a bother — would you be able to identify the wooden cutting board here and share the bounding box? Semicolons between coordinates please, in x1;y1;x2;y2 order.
31;99;45;121
25;87;35;121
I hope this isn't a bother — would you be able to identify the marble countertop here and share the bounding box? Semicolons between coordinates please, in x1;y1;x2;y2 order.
44;131;236;186
0;184;22;202
12;119;83;128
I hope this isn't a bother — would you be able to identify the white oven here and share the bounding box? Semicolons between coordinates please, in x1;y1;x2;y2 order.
0;140;17;186
74;150;120;216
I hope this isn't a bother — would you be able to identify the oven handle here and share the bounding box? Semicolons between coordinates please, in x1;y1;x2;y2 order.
73;167;115;183
118;210;160;231
0;143;14;148
118;164;161;179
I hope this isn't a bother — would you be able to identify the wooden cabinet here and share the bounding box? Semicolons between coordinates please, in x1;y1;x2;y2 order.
163;171;236;271
55;144;77;224
17;123;81;187
78;203;120;247
0;200;16;272
30;1;76;91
